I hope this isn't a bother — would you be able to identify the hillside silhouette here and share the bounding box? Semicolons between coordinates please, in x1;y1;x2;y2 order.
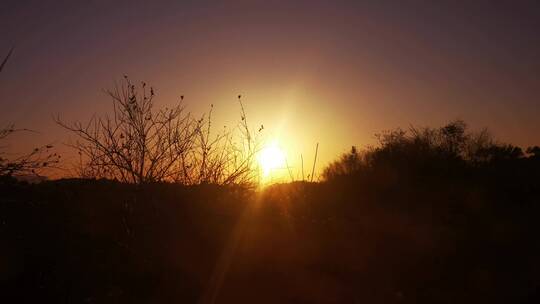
1;119;540;303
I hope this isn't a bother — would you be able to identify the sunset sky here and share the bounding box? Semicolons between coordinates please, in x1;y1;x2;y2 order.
1;0;540;179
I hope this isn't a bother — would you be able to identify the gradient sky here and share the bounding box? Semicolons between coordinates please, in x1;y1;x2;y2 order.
1;0;540;179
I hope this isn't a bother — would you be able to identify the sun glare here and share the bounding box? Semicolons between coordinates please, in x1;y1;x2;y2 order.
258;143;286;177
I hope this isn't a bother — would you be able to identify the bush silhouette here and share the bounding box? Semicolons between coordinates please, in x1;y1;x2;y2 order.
56;77;260;185
324;120;537;184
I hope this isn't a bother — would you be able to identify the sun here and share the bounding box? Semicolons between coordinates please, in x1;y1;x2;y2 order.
258;143;286;177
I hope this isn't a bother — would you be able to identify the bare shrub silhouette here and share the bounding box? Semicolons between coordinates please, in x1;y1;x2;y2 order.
0;48;60;178
0;124;60;177
56;77;260;185
56;77;196;183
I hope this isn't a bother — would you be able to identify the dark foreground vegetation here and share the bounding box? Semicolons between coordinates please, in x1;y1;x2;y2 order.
1;121;540;303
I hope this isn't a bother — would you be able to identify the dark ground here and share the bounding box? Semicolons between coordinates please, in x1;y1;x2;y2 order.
1;168;540;303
